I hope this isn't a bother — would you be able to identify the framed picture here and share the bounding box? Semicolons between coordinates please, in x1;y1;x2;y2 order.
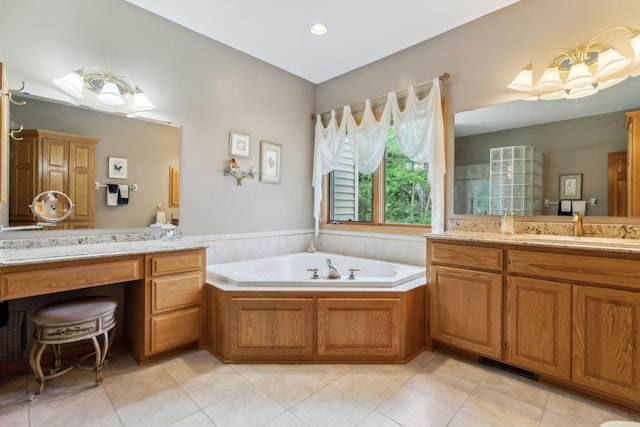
108;157;128;179
559;173;582;200
260;141;282;184
229;131;250;158
169;165;179;207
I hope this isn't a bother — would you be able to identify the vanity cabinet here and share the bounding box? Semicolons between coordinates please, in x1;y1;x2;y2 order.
427;237;640;411
125;248;205;363
9;129;98;228
428;242;503;359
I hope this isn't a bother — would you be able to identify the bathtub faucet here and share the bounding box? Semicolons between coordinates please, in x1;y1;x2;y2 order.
325;259;341;279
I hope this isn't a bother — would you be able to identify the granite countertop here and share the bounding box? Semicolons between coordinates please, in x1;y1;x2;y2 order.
427;231;640;253
0;239;208;266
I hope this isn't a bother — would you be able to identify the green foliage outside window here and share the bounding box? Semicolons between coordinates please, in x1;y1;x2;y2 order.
357;127;431;224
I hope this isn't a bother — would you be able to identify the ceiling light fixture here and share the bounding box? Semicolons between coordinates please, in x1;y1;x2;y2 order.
310;23;328;36
508;27;640;100
54;67;155;113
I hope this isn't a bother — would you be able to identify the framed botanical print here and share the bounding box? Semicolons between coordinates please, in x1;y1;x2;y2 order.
260;141;281;184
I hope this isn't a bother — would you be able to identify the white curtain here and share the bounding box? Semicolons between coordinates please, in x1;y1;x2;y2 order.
312;108;348;237
345;98;392;174
312;77;445;236
390;79;445;233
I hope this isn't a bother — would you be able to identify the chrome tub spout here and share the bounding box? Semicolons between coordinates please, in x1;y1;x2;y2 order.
325;259;341;279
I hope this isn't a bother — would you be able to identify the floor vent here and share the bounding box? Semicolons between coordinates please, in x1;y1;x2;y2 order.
478;357;539;381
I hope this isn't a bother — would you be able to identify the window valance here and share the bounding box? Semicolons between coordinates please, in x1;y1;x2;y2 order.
312;77;445;236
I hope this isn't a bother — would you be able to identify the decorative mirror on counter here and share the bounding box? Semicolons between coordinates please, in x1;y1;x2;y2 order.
1;191;74;233
30;190;74;223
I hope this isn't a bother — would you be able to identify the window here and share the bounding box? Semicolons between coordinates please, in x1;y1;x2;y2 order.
328;126;431;227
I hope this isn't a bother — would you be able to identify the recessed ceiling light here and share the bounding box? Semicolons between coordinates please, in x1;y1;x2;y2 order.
310;24;328;36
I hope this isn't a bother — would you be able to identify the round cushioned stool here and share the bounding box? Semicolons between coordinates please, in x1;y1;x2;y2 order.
29;296;118;396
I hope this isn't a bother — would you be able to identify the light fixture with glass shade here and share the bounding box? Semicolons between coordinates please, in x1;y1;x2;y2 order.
53;67;155;113
508;26;640;101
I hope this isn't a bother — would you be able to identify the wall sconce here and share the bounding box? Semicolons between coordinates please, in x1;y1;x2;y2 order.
508;27;640;100
53;67;155;114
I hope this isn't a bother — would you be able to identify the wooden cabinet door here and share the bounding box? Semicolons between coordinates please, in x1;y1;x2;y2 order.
573;285;640;403
229;297;314;360
317;297;400;359
68;141;94;222
625;112;640;216
41;137;68;193
506;276;571;380
607;151;627;216
9;134;37;221
429;265;503;359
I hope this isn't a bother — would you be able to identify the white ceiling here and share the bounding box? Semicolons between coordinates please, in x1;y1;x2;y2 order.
125;0;520;84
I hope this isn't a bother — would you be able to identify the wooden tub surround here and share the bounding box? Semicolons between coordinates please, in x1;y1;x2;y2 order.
426;232;640;413
205;283;426;363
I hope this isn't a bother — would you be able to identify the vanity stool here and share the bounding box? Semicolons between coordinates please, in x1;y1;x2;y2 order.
29;296;118;396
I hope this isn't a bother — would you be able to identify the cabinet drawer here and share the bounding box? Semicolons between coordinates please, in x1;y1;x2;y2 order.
508;250;640;289
149;250;204;276
151;271;203;314
151;307;201;353
429;241;503;271
1;256;142;300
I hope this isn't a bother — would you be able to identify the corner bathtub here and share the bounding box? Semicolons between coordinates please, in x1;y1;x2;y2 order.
205;252;427;363
206;252;425;288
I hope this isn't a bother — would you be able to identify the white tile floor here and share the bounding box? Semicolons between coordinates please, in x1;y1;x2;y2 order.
1;347;638;427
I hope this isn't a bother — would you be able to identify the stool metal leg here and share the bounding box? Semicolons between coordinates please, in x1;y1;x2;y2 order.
51;344;62;374
90;335;103;384
29;341;48;396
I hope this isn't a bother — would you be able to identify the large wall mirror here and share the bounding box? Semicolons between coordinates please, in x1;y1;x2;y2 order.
4;94;179;230
454;75;640;218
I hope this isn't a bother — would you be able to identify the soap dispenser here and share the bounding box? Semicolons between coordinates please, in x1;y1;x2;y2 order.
501;209;514;234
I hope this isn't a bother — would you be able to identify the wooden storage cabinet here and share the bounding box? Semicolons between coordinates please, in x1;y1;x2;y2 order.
428;241;503;359
9;129;98;228
427;237;640;410
572;285;640;402
505;276;571;380
126;248;205;363
429;264;502;359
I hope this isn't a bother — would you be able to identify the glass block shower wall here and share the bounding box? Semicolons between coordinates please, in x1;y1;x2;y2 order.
489;146;543;216
454;164;490;215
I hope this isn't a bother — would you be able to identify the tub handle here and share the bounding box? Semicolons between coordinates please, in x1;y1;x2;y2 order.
306;268;319;279
348;268;360;279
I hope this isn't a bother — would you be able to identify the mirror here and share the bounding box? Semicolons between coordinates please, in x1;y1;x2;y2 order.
5;94;179;230
31;191;74;223
454;75;640;217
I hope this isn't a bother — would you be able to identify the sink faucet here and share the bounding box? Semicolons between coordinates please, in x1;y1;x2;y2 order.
326;259;341;279
572;211;583;237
